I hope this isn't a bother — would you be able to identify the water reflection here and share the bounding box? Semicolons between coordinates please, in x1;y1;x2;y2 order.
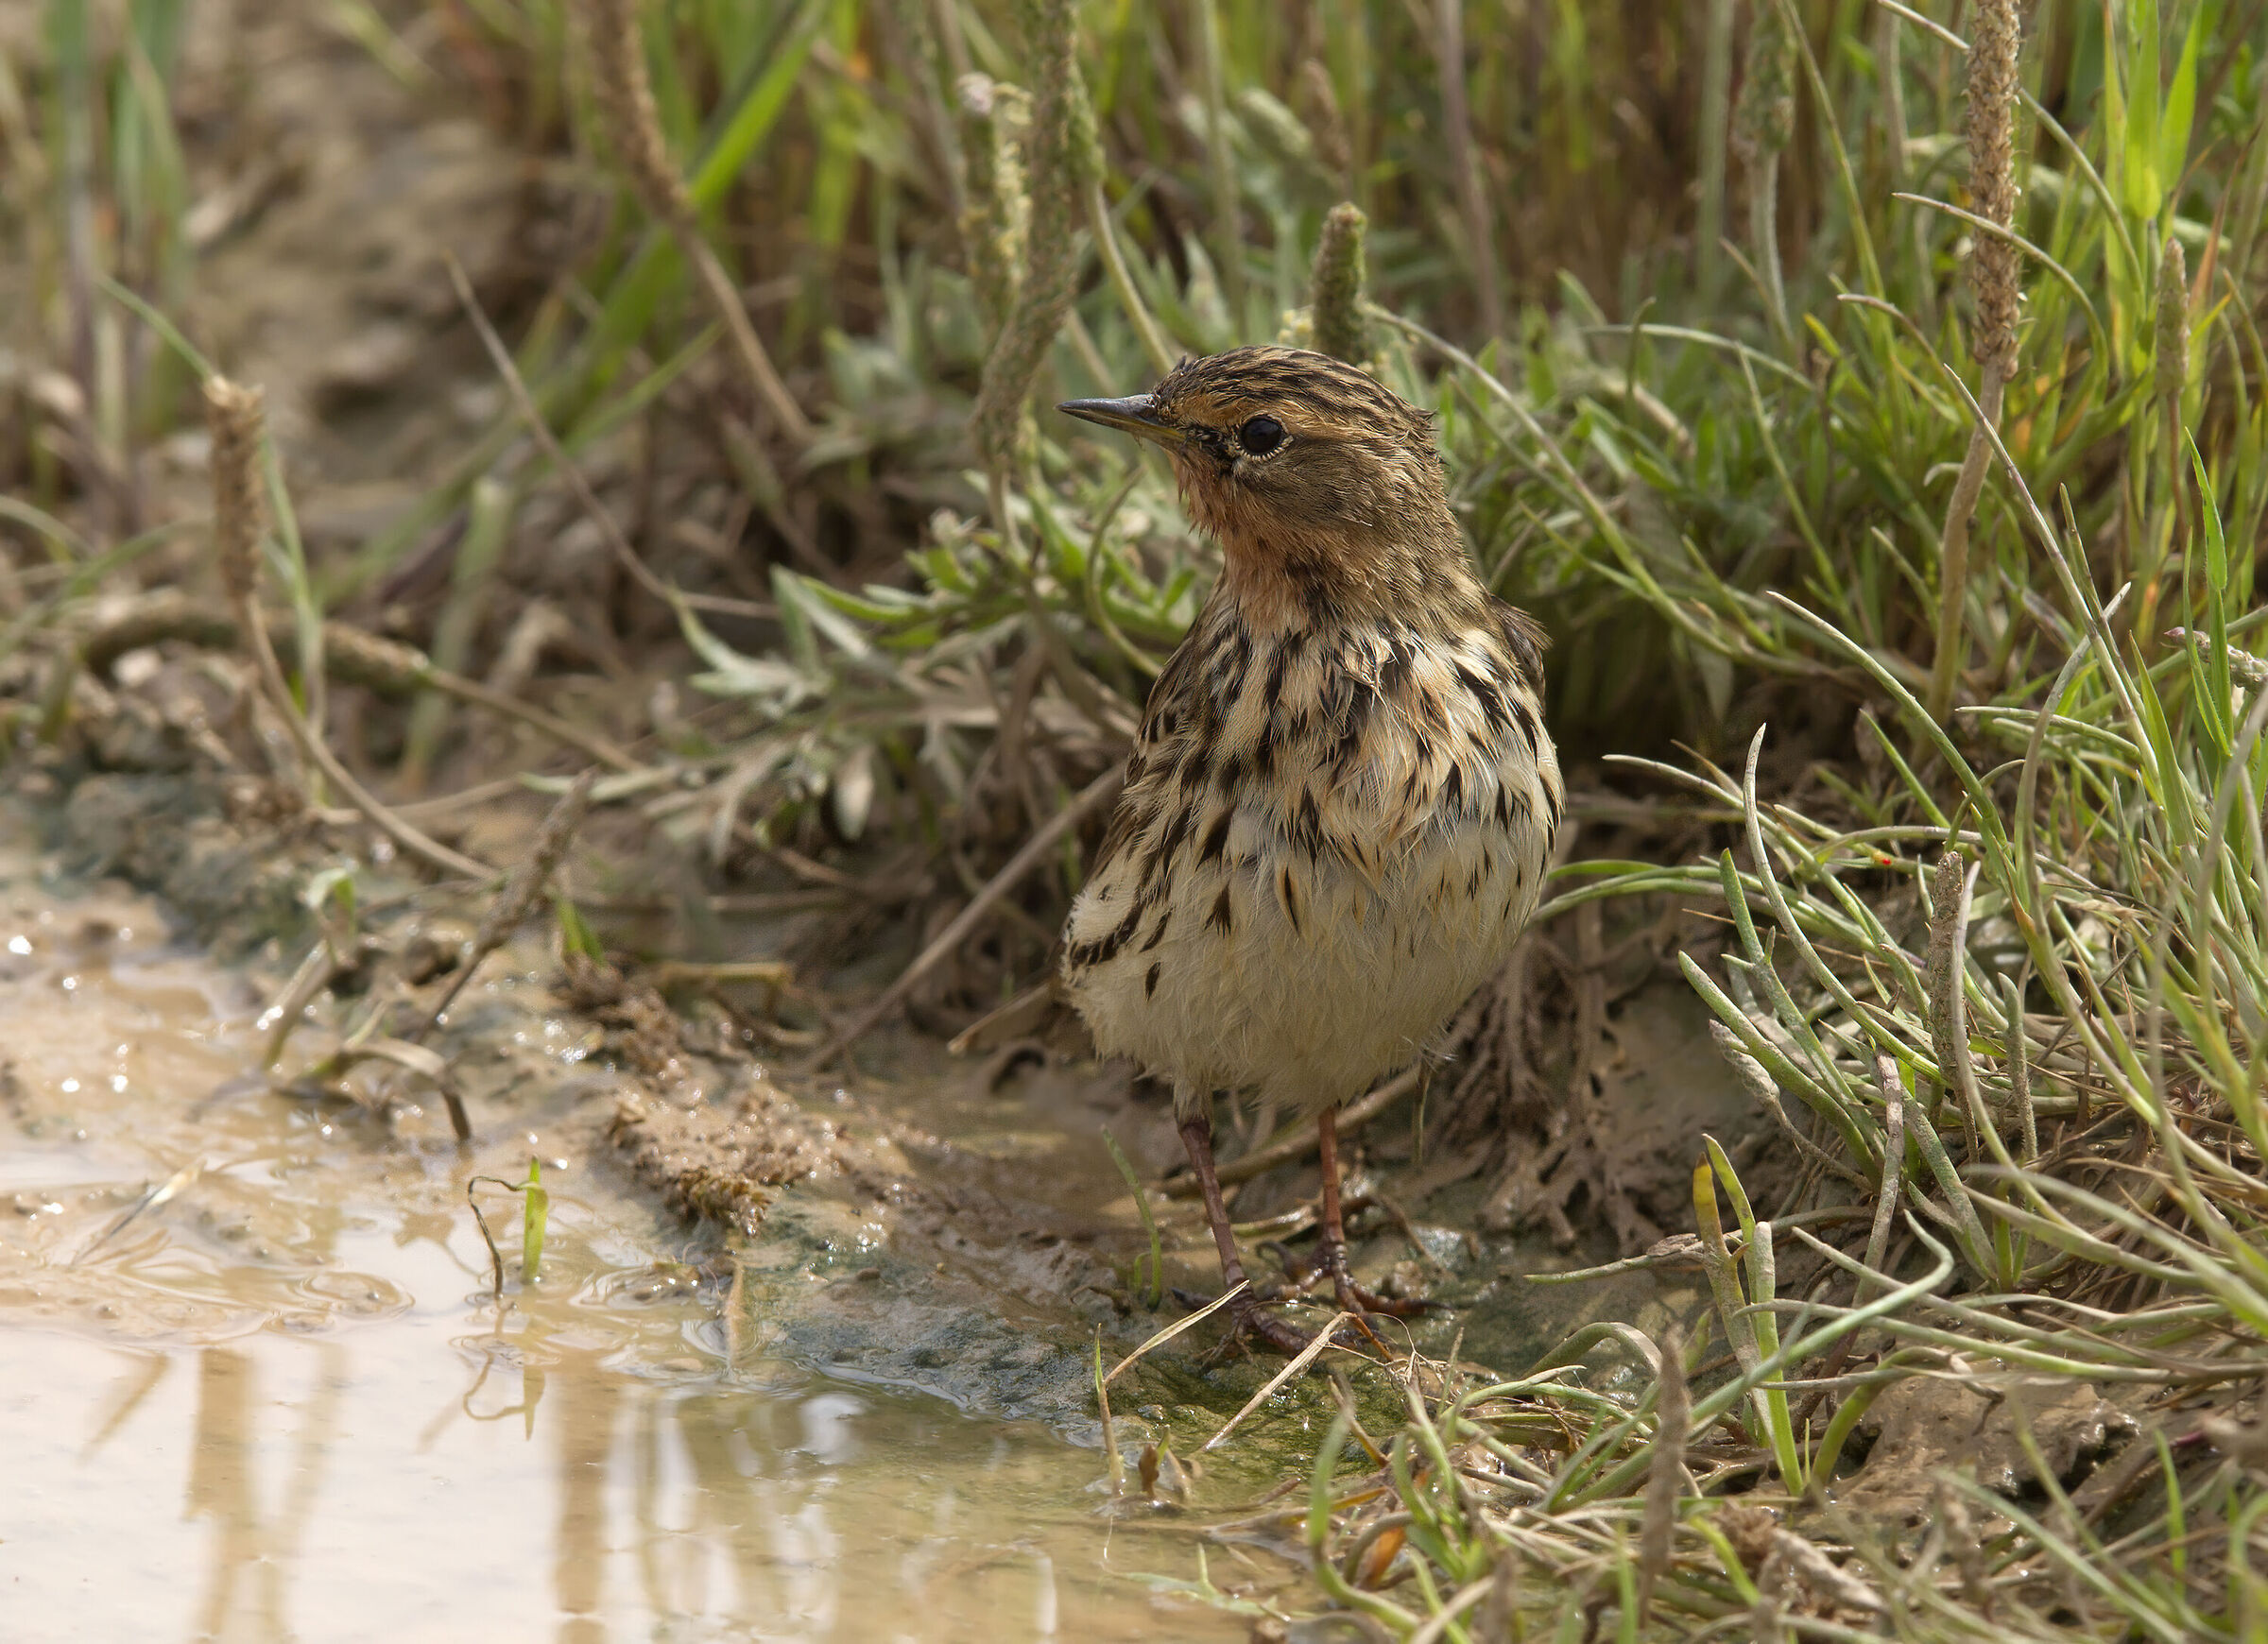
553;1351;615;1644
9;1236;1246;1641
0;855;1251;1642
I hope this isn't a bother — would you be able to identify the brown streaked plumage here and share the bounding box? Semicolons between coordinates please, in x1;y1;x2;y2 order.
1057;346;1562;1353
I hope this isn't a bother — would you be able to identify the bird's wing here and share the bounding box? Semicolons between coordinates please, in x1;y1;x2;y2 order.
956;628;1211;1059
1488;598;1551;692
1080;624;1207;890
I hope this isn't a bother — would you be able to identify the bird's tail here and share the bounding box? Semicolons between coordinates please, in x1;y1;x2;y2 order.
946;974;1075;1057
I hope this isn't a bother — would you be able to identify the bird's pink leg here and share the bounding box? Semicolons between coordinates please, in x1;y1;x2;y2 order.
1314;1107;1428;1320
1177;1110;1314;1355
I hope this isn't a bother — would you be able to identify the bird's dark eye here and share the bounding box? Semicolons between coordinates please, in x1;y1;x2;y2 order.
1238;415;1285;456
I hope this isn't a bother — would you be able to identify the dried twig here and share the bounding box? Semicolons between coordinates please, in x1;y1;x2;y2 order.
443;253;771;625
77;591;635;771
1160;1062;1424;1198
411;767;597;1042
1202;1312;1352;1452
1101;1279;1250;1388
813;762;1122;1063
205;377;497;882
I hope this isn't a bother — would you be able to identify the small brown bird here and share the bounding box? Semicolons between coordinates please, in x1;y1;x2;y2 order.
1057;347;1562;1351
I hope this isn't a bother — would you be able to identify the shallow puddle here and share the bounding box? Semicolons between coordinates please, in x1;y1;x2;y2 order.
0;838;1252;1642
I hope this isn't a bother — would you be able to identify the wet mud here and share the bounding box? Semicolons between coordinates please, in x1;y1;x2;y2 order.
4;769;1773;1637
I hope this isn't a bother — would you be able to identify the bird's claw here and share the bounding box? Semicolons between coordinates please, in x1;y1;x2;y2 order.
1229;1299;1319;1356
1260;1238;1325;1287
1331;1273;1431;1320
1169;1285;1344;1357
1264;1234;1435;1322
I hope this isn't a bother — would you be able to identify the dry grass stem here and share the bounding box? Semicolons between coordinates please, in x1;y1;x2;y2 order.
204;376;497;882
1086;178;1176;376
1430;0;1501;340
1635;1319;1688;1619
1191;0;1243;321
443;254;766;625
1160;1061;1424;1197
260;934;356;1069
414;766;598;1040
473;767;596;955
335;627;637;772
813;762;1122;1064
1927;0;2022;722
1310;202;1369;366
1200;1312;1353;1452
1101;1279;1249;1387
78;594;633;771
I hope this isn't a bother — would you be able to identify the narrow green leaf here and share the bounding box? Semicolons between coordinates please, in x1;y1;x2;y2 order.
2123;0;2165;219
522;1156;549;1284
686;0;832;212
1100;1128;1165;1309
2160;2;2207;199
553;891;605;962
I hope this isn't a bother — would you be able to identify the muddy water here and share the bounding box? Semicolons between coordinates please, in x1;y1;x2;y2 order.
0;850;1252;1642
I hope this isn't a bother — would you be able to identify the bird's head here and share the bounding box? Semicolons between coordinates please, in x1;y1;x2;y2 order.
1059;347;1475;625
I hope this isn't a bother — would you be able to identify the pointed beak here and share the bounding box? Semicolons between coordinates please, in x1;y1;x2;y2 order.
1057;393;1181;449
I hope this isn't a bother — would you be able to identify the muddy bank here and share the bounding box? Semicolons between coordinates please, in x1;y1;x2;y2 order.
27;762;1772;1446
0;837;1259;1639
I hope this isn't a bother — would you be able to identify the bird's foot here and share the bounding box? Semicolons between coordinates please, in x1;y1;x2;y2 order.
1169;1286;1335;1357
1330;1269;1430;1321
1263;1227;1433;1321
1259;1238;1327;1289
1229;1297;1319;1356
